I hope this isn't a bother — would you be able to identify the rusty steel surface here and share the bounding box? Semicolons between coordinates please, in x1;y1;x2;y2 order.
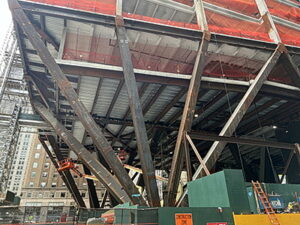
33;101;132;203
9;0;146;206
116;21;160;207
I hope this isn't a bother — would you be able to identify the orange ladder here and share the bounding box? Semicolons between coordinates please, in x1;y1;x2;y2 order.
252;181;280;225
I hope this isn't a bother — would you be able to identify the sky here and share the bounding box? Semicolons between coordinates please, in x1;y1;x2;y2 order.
0;1;12;45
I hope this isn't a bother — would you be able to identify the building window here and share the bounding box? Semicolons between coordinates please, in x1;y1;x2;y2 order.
38;192;43;198
81;192;86;198
49;202;64;206
44;191;49;198
36;144;42;150
51;183;57;187
42;172;48;177
44;163;50;169
27;192;32;198
62;182;65;187
34;153;40;159
50;192;55;198
53;173;58;178
32;162;38;168
40;182;46;188
60;192;66;198
29;182;34;188
31;172;36;178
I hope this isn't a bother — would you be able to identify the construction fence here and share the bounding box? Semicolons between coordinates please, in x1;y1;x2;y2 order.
0;206;158;225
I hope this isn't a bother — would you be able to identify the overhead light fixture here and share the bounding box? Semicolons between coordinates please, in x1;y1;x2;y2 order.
272;125;278;129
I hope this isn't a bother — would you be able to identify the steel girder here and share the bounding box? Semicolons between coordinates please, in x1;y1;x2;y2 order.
165;0;210;206
115;14;160;206
9;0;146;206
38;136;86;208
175;45;283;206
33;101;131;203
192;45;283;179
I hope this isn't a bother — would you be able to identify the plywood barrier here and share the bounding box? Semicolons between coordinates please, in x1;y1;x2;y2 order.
233;213;300;225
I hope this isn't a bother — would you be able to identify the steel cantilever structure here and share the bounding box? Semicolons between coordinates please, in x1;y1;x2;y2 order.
8;0;300;207
9;0;146;206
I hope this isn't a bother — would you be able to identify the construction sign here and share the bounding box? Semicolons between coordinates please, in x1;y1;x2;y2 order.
175;214;193;225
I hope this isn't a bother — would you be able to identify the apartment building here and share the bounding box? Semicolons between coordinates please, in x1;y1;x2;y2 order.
6;127;35;195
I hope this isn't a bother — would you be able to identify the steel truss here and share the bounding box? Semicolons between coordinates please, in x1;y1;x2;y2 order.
7;0;300;207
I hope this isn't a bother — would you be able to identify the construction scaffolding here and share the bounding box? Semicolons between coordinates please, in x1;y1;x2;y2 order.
0;24;29;193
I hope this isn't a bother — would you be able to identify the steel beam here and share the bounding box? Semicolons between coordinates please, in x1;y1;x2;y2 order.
280;150;295;183
115;17;160;206
100;190;108;208
295;144;300;166
266;147;280;183
256;0;300;88
59;64;300;101
281;53;300;88
189;132;296;150
33;100;132;203
9;0;145;206
183;135;192;181
192;45;283;180
124;85;167;147
83;165;100;208
38;136;86;208
255;0;281;44
185;133;210;176
21;0;300;55
111;83;149;146
166;31;210;206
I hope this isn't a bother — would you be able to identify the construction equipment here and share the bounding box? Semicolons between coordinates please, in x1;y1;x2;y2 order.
252;181;280;225
58;158;168;182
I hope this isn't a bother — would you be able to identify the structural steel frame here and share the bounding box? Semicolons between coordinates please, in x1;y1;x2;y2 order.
9;0;146;206
33;100;131;203
8;0;300;208
166;0;210;206
115;1;160;206
38;136;86;208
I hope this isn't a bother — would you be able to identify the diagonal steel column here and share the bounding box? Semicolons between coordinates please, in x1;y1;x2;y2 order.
83;165;100;208
165;33;210;206
165;0;210;206
192;45;283;180
38;136;86;208
33;100;131;204
115;18;160;206
9;0;145;206
176;46;284;206
255;0;300;88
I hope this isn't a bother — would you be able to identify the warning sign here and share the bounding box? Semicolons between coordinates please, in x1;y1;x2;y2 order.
175;214;193;225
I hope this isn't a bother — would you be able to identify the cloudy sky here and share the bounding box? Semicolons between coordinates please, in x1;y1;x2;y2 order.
0;1;12;45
